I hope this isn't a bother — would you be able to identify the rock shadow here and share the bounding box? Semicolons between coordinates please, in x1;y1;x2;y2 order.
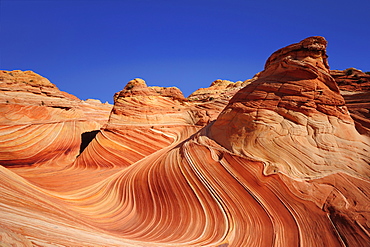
79;130;99;155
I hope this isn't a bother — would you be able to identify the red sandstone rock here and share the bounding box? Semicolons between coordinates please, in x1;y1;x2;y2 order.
209;36;370;245
0;38;369;246
0;70;112;167
73;78;231;169
331;68;370;135
187;78;254;101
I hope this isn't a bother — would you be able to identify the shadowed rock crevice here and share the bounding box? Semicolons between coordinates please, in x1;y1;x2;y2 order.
79;130;100;154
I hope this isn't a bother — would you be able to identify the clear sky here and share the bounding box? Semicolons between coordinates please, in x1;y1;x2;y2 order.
1;0;369;103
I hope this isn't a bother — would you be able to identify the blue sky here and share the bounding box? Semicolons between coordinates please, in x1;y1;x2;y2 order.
1;0;369;103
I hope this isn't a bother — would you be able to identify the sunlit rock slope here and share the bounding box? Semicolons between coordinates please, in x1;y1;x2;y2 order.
0;37;369;246
0;70;112;168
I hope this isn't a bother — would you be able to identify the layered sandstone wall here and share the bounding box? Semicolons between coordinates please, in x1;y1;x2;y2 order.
0;70;112;167
0;37;369;246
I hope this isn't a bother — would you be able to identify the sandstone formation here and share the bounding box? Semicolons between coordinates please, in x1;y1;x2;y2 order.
73;78;200;169
0;70;112;167
187;78;254;101
72;78;236;169
0;37;369;246
209;36;370;244
332;68;370;135
210;36;369;178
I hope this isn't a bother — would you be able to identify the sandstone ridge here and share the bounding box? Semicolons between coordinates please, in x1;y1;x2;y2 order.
0;37;369;246
210;36;369;179
0;70;112;167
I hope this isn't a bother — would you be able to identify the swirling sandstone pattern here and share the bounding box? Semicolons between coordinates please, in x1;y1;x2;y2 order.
332;68;370;135
0;37;369;246
0;70;112;167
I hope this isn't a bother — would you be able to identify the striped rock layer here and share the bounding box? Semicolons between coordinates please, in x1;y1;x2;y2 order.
0;70;113;168
0;37;369;246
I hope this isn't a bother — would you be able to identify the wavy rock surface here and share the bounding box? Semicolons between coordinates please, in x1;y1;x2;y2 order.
209;36;370;244
0;70;112;168
72;78;241;169
0;37;369;246
210;36;369;178
332;68;370;135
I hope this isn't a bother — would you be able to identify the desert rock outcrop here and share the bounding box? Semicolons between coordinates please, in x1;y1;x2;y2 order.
210;36;369;179
0;37;369;246
72;78;236;169
332;68;370;135
0;70;112;167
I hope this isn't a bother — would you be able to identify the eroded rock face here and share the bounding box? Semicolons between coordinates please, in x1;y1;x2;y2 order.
332;68;370;134
73;78;232;168
0;38;369;246
109;78;191;125
188;79;254;101
207;37;370;245
210;36;369;179
0;70;112;167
